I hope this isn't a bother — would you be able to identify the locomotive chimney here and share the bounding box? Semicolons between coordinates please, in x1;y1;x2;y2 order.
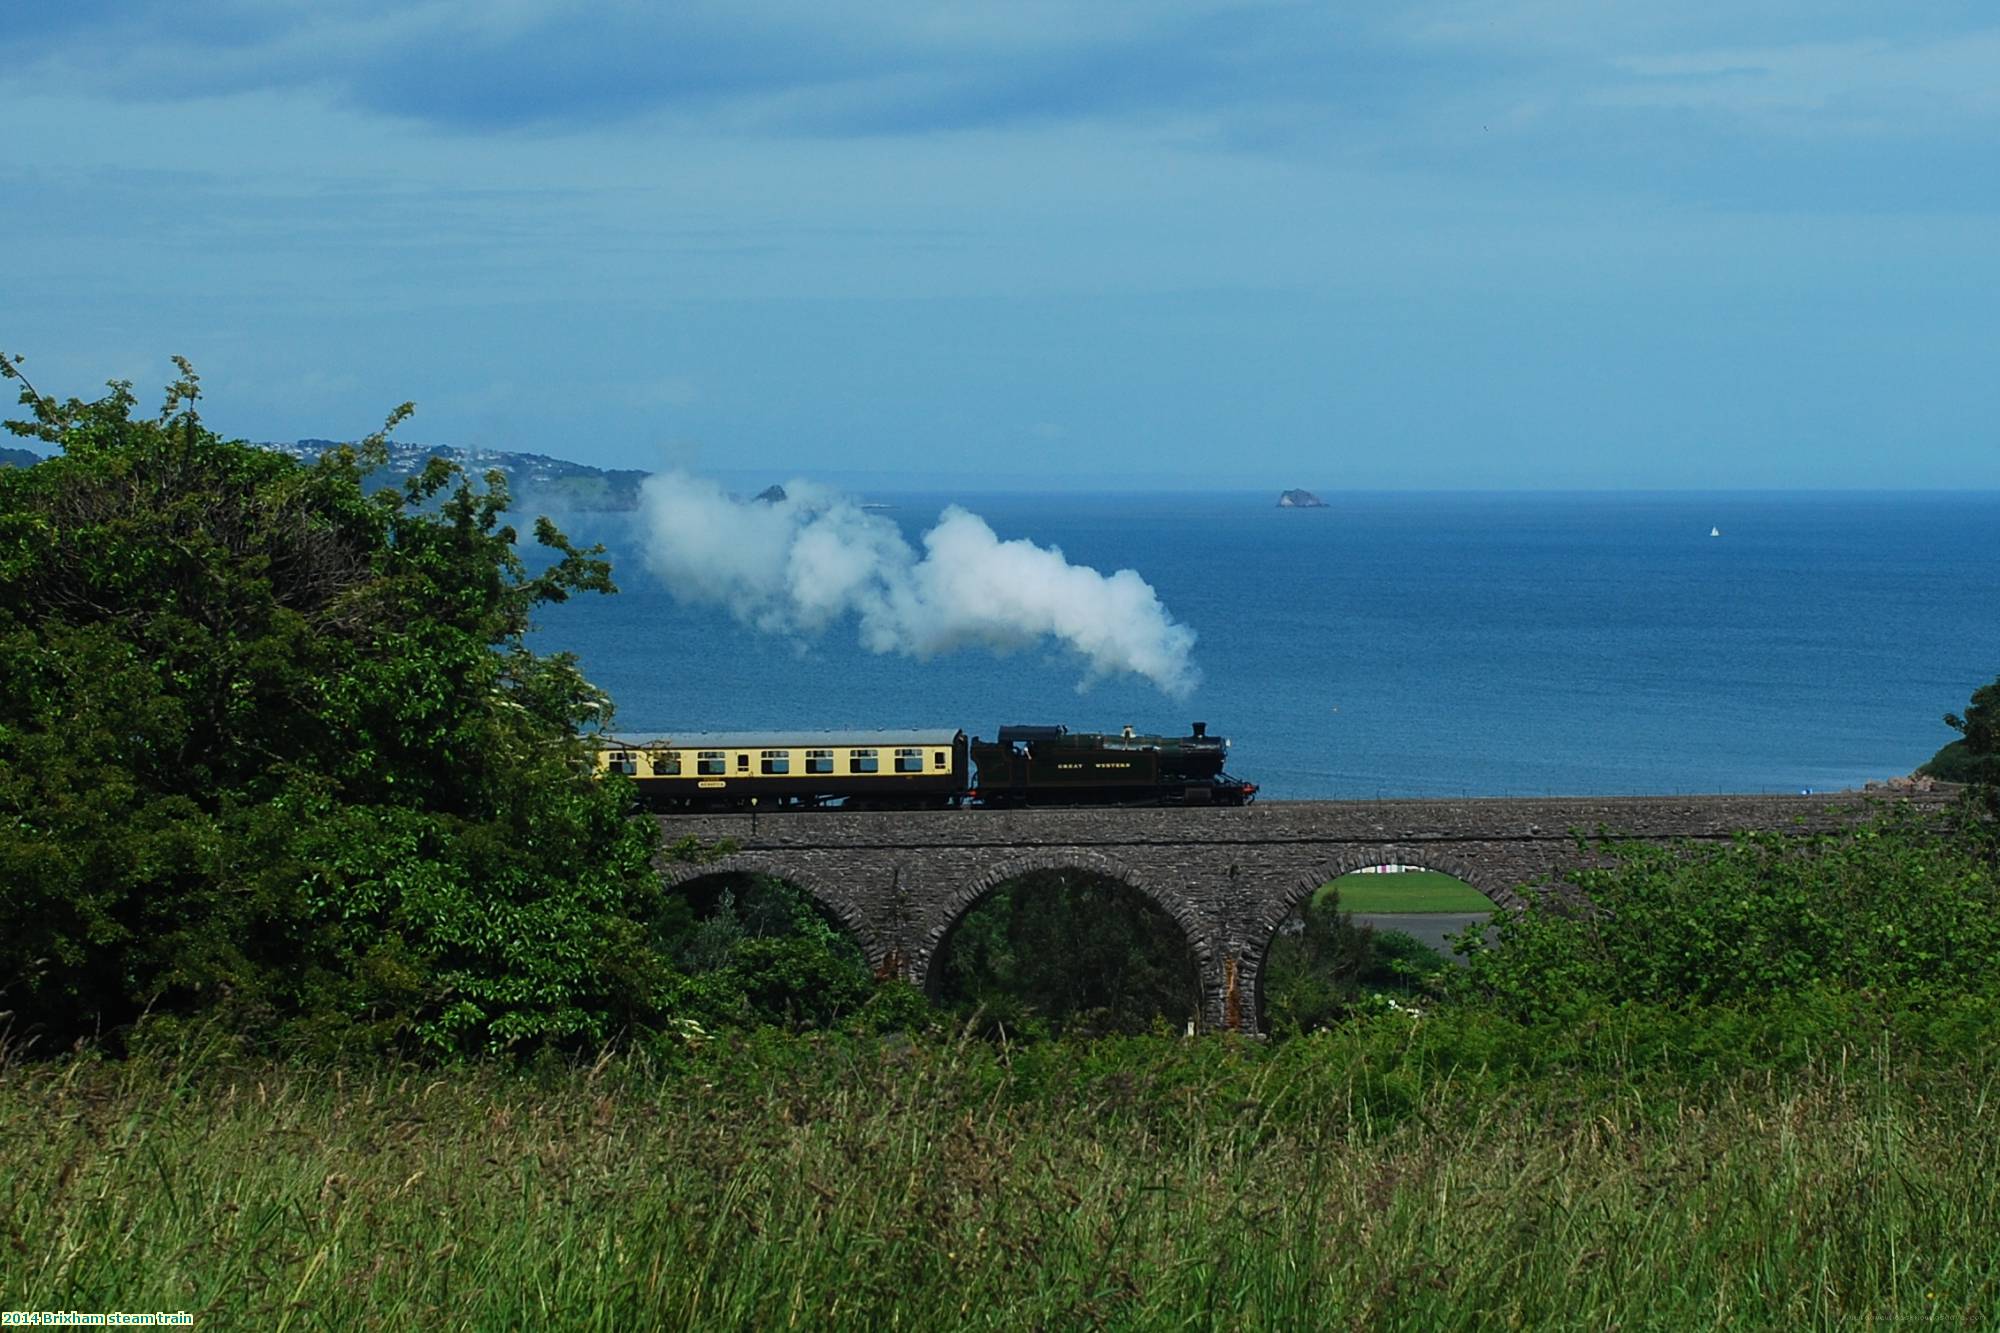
1191;721;1207;738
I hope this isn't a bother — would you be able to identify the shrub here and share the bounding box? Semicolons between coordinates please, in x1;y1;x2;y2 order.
1260;894;1375;1034
0;358;665;1056
1456;811;2000;1017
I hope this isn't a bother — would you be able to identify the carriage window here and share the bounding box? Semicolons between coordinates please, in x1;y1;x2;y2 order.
933;751;947;769
806;749;834;774
697;750;726;776
760;750;790;775
849;749;879;774
608;751;637;776
651;753;681;776
894;747;924;773
736;752;750;773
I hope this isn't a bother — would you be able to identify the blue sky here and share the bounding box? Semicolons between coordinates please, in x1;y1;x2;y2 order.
4;2;1997;488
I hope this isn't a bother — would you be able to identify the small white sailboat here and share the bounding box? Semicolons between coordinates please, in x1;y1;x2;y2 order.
1710;526;1721;537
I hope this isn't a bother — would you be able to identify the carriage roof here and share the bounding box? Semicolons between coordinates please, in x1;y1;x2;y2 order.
601;729;964;751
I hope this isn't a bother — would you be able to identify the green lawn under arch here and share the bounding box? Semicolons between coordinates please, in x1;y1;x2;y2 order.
1315;869;1497;913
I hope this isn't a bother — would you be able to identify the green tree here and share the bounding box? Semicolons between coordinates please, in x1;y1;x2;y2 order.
0;355;666;1056
1922;675;2000;787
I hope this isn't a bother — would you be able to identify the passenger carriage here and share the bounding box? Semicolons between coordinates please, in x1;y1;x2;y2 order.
594;729;969;811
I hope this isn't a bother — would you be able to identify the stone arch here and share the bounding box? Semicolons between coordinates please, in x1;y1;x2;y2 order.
1238;845;1522;1034
909;850;1216;998
660;854;887;971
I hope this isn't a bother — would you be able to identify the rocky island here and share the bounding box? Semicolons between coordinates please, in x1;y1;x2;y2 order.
1277;488;1327;508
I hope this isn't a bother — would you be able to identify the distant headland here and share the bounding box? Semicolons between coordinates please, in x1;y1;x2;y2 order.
1276;489;1326;508
254;443;864;512
263;439;652;511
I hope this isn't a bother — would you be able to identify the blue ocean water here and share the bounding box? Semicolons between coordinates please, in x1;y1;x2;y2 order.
532;491;2000;800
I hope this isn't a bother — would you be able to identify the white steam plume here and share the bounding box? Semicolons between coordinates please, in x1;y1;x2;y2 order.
635;472;1200;697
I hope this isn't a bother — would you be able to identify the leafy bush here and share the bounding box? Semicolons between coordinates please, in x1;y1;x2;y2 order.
1261;901;1454;1035
1364;929;1452;986
1921;675;2000;783
0;357;666;1056
1260;895;1374;1034
651;875;879;1029
1922;738;2000;786
1456;810;2000;1018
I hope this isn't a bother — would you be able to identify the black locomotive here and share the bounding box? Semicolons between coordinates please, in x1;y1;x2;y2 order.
969;722;1255;807
596;722;1255;811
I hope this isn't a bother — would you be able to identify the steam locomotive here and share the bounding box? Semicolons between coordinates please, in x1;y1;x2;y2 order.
594;722;1256;811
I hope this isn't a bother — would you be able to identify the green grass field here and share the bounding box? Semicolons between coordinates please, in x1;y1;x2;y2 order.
5;1022;1997;1330
1316;870;1497;913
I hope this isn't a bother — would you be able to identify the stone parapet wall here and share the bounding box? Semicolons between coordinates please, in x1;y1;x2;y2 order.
659;792;1923;848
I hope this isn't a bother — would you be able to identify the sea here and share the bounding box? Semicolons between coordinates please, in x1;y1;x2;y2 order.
531;491;2000;801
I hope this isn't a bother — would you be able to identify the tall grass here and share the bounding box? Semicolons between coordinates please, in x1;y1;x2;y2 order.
4;1019;1997;1329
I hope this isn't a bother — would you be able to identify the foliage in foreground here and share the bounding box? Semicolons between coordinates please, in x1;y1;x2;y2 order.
5;1001;1999;1330
0;358;663;1057
1457;805;2000;1018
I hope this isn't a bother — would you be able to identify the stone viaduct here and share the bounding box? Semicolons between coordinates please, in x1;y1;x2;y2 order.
654;792;1949;1032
